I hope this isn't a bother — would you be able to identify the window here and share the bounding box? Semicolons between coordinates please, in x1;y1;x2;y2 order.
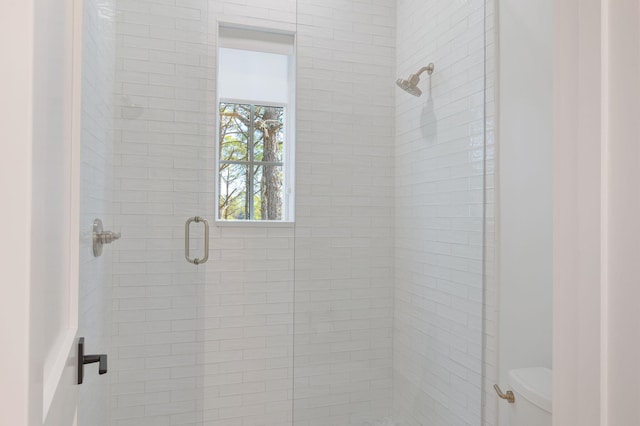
216;26;295;222
219;103;285;220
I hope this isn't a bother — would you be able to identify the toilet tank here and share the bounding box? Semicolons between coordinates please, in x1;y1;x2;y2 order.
508;367;552;426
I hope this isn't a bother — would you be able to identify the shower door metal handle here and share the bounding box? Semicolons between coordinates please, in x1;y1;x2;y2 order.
185;216;209;265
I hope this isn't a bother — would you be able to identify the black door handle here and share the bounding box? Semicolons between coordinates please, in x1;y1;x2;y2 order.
77;337;108;384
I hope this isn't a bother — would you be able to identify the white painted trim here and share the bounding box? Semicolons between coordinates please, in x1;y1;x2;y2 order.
42;331;76;419
602;1;640;424
69;0;83;342
41;0;83;419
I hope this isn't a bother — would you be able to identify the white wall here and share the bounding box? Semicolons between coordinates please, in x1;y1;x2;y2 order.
605;1;640;423
394;0;489;424
496;1;553;423
552;0;604;424
0;2;35;424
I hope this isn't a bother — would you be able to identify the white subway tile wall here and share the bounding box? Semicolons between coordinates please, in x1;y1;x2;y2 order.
293;0;396;425
79;0;116;424
393;0;493;425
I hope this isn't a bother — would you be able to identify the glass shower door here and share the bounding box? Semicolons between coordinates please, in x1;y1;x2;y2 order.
78;0;211;424
80;1;300;425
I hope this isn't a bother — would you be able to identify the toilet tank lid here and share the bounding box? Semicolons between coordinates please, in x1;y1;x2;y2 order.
508;367;552;413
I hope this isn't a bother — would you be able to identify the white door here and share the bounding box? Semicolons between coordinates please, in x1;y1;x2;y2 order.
26;0;83;424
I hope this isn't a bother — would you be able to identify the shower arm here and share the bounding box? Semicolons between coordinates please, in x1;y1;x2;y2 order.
416;63;435;77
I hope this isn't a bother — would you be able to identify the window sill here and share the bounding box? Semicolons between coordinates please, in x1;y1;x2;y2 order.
214;220;295;228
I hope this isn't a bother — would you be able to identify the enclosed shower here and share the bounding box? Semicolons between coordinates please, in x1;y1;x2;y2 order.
78;0;495;425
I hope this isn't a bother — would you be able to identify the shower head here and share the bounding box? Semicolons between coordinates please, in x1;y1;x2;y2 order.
396;75;422;97
396;63;435;97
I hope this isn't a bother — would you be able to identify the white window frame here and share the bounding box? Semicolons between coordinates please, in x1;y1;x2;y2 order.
216;98;293;222
215;24;296;224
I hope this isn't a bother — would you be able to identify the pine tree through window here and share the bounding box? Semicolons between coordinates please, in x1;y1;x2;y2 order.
218;102;285;221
